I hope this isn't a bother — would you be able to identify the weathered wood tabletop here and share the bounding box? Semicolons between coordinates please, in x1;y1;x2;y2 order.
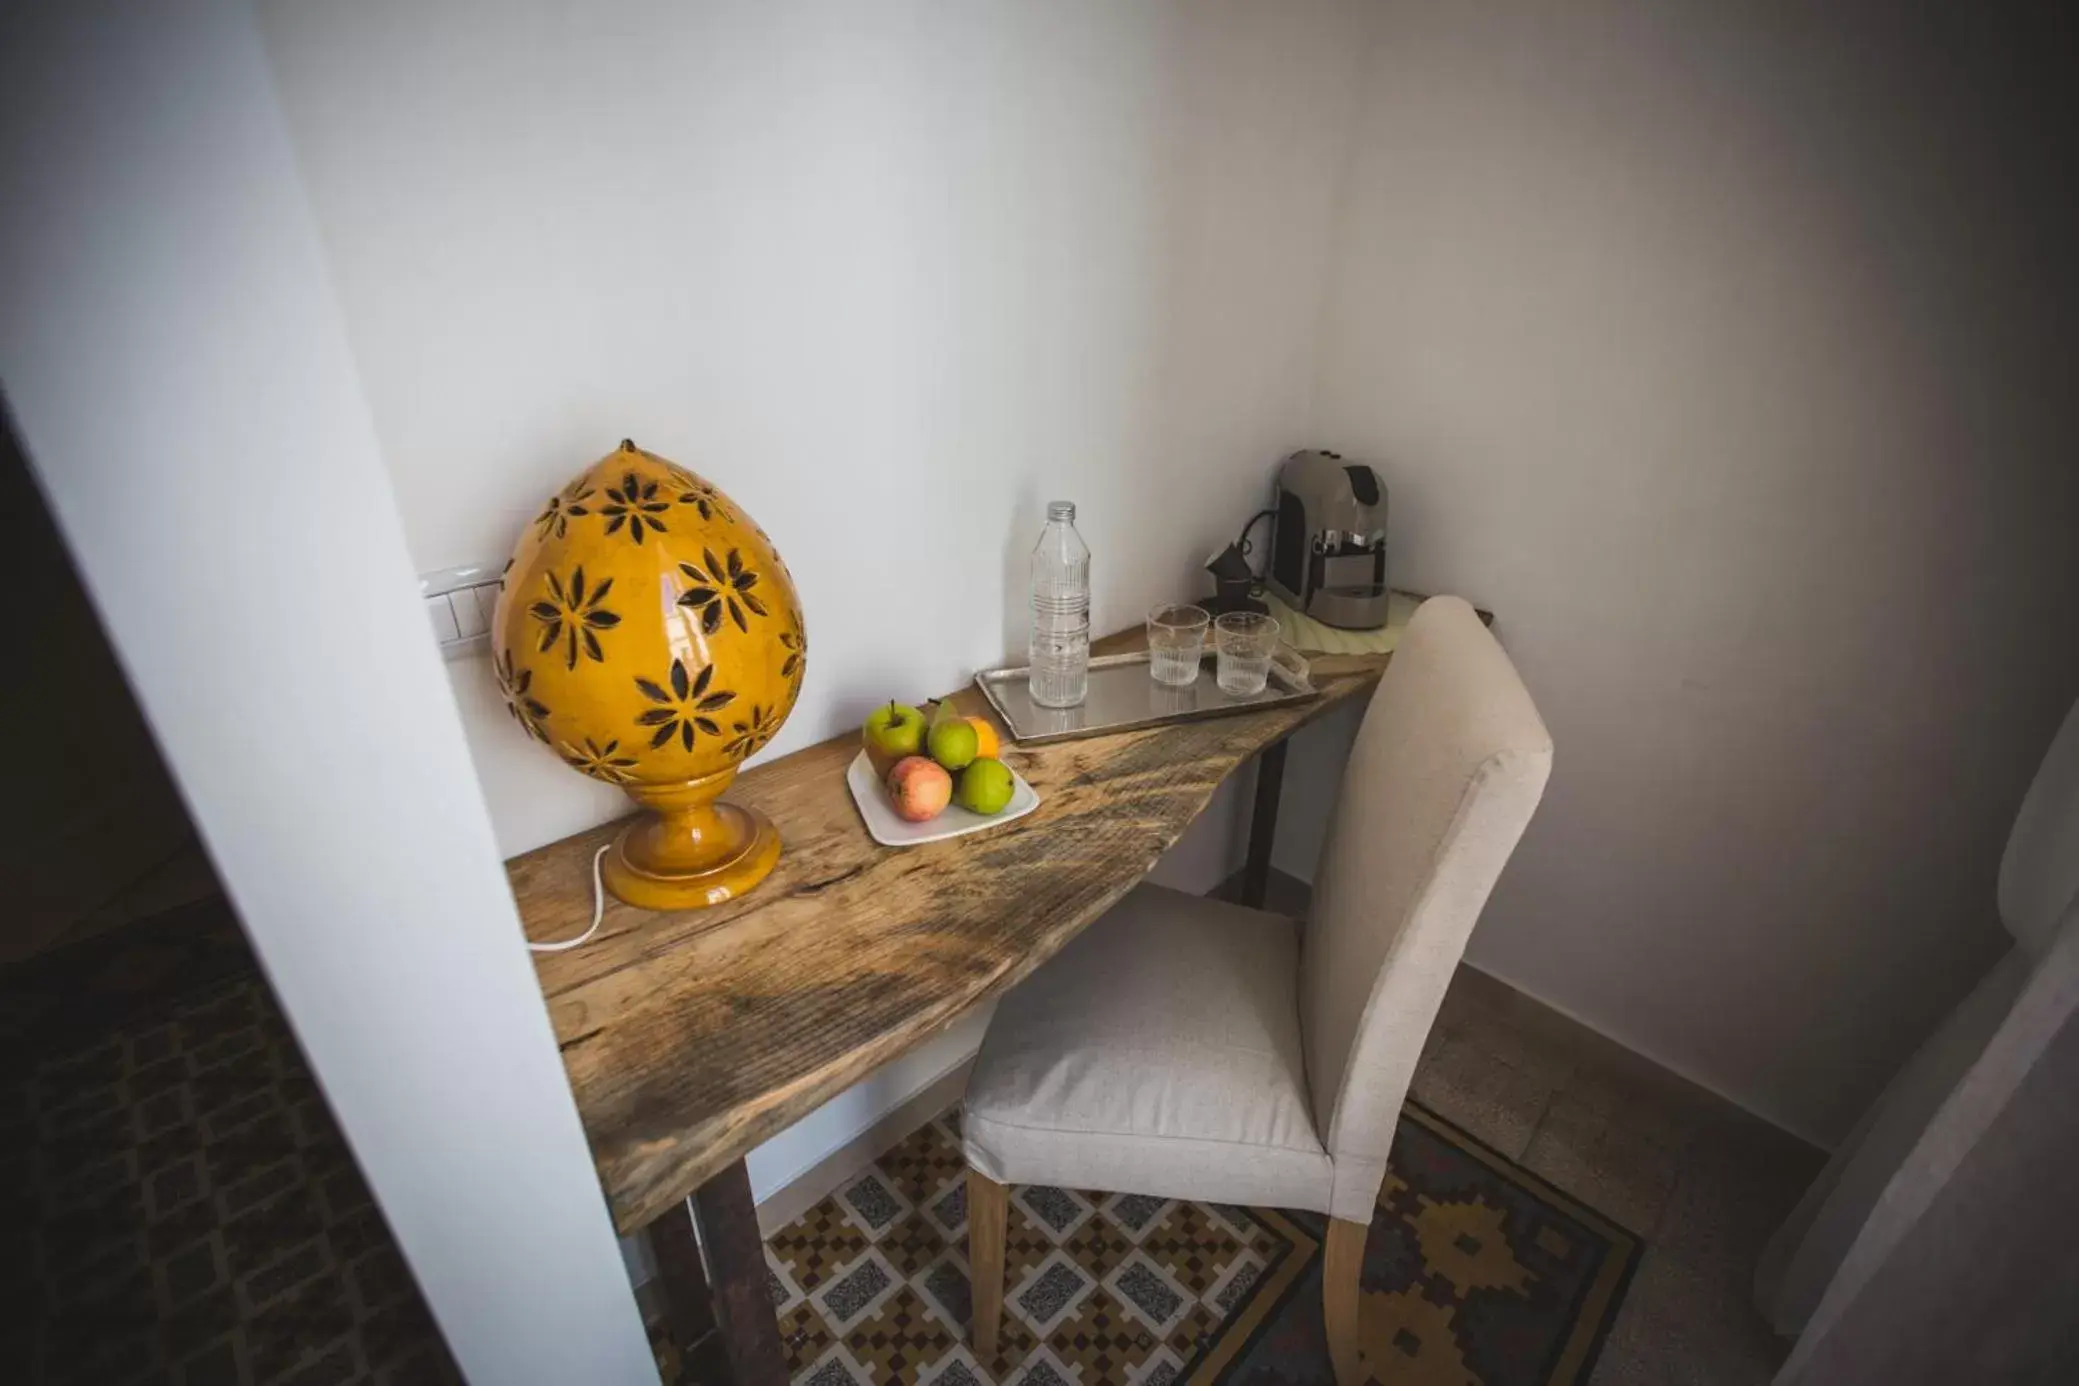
508;632;1392;1234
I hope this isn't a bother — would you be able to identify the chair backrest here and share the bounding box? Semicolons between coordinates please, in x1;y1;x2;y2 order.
1299;596;1553;1197
1999;697;2079;962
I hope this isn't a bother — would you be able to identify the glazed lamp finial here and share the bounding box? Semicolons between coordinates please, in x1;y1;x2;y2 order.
492;439;806;910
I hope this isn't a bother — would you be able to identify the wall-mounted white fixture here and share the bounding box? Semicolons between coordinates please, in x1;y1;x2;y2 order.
420;563;503;660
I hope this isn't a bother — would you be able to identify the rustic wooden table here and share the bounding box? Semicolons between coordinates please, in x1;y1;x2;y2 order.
508;631;1394;1383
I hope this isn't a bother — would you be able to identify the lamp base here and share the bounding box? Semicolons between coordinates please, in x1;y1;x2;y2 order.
602;772;782;911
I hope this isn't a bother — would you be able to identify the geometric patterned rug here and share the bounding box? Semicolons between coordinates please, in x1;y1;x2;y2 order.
765;1103;1639;1385
0;897;462;1386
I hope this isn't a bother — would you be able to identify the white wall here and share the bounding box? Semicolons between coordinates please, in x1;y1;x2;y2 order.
256;0;1375;1203
1309;0;2079;1142
0;5;657;1381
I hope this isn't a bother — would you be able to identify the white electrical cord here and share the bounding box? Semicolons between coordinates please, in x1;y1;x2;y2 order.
528;845;611;953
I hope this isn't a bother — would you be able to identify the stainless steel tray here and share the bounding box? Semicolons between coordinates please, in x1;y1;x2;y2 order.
975;648;1317;746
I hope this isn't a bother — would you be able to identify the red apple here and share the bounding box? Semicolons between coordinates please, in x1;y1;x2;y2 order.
885;756;952;822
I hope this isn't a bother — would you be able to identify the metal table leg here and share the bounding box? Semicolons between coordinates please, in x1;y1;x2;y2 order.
1241;739;1288;908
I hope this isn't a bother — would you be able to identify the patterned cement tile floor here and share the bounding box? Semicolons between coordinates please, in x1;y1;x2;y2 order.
766;1107;1287;1384
767;1101;1640;1386
2;895;462;1385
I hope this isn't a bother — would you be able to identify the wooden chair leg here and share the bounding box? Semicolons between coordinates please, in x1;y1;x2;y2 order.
1323;1216;1369;1386
967;1169;1008;1360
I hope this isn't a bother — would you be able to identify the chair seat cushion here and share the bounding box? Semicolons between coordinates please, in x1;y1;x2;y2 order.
963;883;1334;1213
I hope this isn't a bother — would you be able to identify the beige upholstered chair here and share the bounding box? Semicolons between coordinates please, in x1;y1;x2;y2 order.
961;596;1553;1385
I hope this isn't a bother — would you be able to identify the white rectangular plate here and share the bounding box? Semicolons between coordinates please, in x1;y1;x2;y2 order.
845;750;1041;847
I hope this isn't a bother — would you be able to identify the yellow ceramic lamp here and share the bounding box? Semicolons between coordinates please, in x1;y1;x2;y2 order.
492;440;806;910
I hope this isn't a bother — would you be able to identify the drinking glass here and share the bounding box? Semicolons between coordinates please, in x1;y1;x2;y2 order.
1214;611;1280;695
1146;603;1210;686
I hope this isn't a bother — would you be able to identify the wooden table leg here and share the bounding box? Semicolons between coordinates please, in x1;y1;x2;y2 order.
647;1199;720;1382
690;1158;787;1386
1241;738;1288;908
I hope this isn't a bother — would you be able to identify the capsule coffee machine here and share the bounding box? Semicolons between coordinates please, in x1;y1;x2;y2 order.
1264;450;1390;629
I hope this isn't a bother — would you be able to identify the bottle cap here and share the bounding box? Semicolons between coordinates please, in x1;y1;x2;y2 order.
1047;501;1076;522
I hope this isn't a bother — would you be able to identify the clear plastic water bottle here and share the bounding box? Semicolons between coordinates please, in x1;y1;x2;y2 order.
1028;500;1091;707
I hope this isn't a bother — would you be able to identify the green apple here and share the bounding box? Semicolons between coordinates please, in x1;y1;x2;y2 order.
927;716;979;772
955;757;1015;815
863;701;927;777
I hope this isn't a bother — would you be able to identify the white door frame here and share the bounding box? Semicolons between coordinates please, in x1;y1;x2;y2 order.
0;4;656;1381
